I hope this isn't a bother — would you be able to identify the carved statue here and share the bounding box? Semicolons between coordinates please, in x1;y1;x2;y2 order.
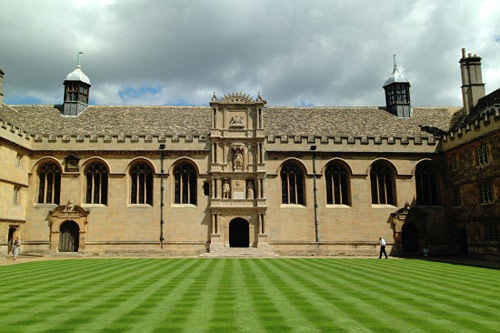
233;150;243;170
229;115;244;128
247;182;254;199
64;198;75;212
222;180;231;199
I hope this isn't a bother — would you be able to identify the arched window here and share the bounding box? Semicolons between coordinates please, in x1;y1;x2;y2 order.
370;161;395;205
37;162;61;204
281;162;305;205
85;162;108;205
325;162;350;205
415;162;440;205
130;162;153;205
174;162;197;204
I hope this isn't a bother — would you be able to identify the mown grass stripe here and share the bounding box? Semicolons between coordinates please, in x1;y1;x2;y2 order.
254;259;353;332
240;259;292;332
149;259;220;332
49;258;195;332
0;259;146;325
6;259;167;331
288;258;453;332
305;259;495;331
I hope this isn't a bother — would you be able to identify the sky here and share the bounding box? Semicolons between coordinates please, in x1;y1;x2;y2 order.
1;0;499;107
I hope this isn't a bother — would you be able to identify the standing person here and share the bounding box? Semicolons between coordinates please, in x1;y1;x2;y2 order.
12;237;21;260
379;237;388;259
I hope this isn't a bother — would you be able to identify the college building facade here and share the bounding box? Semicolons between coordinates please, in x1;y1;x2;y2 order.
0;49;498;258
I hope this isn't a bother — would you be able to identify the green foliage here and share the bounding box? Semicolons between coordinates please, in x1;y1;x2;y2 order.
1;258;500;332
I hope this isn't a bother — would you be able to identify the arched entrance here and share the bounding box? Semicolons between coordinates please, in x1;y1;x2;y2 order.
229;218;249;248
457;228;468;256
7;227;15;253
402;223;419;253
59;220;80;252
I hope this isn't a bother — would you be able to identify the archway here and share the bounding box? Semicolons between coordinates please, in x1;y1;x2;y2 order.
59;220;80;252
7;227;15;254
229;218;249;248
457;228;468;256
402;222;419;253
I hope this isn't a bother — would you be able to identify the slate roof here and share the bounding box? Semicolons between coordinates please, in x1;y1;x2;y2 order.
0;104;456;138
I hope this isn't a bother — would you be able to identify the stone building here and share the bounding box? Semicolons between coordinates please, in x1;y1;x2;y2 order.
0;49;498;258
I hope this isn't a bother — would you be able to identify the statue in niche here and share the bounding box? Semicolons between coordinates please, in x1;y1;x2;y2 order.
233;149;243;170
222;180;231;199
229;115;244;128
246;182;254;199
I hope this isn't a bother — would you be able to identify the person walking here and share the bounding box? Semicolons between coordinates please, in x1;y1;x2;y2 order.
12;237;21;260
379;237;388;259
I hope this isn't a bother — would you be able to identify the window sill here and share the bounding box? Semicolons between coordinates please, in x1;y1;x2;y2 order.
33;203;58;208
172;204;197;208
127;204;153;208
326;204;351;208
82;204;107;209
479;201;495;206
371;204;397;208
280;204;306;208
415;205;443;209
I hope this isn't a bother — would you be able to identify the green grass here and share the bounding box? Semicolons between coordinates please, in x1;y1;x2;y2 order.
1;258;500;332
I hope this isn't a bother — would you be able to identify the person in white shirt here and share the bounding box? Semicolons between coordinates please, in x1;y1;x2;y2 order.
379;237;388;259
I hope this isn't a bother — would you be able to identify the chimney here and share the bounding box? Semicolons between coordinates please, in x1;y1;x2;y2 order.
0;68;4;105
460;48;485;114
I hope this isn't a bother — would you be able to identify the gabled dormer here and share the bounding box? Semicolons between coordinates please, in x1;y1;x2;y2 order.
63;52;91;116
383;55;411;118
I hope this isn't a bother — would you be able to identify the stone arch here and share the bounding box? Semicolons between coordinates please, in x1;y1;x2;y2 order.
49;203;89;252
125;157;158;174
31;156;63;174
171;159;198;205
81;156;112;174
59;220;80;252
321;157;353;176
276;157;309;175
168;157;201;175
367;158;399;176
414;160;442;206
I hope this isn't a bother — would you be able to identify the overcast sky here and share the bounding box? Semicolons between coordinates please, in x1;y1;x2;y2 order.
1;0;499;106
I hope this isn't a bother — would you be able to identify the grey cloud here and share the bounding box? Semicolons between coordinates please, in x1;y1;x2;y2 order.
1;0;499;106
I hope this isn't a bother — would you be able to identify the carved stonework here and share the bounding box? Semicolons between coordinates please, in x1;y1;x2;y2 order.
220;92;254;104
229;115;244;128
233;148;244;170
222;180;231;199
64;155;80;172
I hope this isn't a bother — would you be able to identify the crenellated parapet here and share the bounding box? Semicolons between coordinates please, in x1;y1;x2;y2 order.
442;105;500;151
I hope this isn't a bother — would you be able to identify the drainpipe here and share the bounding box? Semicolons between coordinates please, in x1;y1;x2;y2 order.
159;144;166;249
311;145;319;247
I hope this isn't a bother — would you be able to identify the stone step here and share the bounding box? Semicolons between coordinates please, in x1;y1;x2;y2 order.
201;247;279;258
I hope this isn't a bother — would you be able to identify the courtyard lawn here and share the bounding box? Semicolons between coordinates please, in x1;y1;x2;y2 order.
1;259;500;332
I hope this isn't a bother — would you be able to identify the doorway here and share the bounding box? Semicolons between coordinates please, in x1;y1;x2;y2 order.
59;221;80;252
402;222;419;253
229;218;249;248
7;227;16;253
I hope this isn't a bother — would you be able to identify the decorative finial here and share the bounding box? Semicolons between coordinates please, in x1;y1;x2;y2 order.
212;91;217;101
257;91;262;101
77;51;84;68
393;54;398;72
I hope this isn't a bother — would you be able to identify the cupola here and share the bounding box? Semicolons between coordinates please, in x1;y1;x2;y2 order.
383;55;411;117
63;52;91;116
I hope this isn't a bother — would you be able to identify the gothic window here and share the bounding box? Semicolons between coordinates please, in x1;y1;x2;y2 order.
174;162;197;205
325;162;350;205
484;225;499;242
477;144;491;166
85;162;108;205
281;162;305;205
37;162;61;204
130;162;153;205
370;161;395;205
415;162;440;205
449;153;458;171
479;183;495;204
13;186;20;205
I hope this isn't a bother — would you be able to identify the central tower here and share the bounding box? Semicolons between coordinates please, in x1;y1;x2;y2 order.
208;92;268;251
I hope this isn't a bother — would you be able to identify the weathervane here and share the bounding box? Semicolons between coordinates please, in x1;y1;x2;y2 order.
77;51;84;67
393;54;398;72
